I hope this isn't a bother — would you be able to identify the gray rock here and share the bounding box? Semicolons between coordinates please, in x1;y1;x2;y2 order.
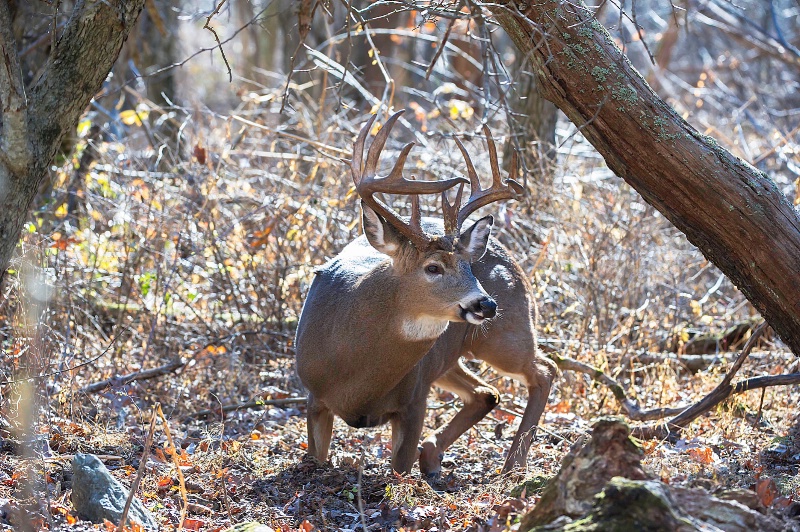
71;453;158;530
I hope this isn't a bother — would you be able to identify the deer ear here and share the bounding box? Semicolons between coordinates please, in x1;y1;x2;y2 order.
459;215;493;260
361;201;403;256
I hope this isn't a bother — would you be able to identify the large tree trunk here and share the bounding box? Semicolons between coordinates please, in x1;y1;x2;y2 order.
489;1;800;355
0;0;145;284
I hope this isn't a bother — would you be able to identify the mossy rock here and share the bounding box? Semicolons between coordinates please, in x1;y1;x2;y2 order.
511;475;551;498
541;478;690;531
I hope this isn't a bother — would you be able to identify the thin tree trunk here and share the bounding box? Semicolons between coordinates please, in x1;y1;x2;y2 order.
489;0;800;355
0;0;145;284
504;63;559;175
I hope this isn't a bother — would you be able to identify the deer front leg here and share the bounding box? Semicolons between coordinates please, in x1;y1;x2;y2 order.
306;394;334;462
502;358;556;473
389;399;428;475
419;360;500;478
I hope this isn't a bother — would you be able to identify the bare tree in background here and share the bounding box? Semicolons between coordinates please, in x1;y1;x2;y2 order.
0;0;146;283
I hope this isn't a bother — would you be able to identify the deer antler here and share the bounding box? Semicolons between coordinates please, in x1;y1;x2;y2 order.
444;125;524;237
351;110;469;249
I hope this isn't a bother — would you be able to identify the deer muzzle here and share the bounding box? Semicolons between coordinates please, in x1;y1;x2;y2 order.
460;296;497;324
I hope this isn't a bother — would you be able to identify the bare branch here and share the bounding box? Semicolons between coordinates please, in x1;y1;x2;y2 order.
185;397;308;421
203;0;233;82
425;14;458;80
79;359;186;395
634;322;771;439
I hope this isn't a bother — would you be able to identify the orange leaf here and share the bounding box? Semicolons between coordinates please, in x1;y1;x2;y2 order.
300;520;314;531
687;446;714;464
641;440;658;455
221;440;241;453
756;478;778;507
553;400;571;414
184;518;205;531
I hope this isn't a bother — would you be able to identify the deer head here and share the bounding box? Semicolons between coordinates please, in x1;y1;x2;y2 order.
349;110;523;328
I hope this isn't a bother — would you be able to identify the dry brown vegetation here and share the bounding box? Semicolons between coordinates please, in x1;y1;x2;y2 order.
1;1;800;530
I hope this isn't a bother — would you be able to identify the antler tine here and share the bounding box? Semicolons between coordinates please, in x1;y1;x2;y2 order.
410;190;422;236
453;136;481;193
363;111;403;179
454;126;525;231
442;182;464;237
351;113;378;184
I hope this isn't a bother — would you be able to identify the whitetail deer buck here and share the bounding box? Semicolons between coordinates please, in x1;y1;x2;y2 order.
295;111;556;477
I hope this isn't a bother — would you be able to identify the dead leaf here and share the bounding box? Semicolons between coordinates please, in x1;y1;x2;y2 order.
193;144;207;165
755;478;778;507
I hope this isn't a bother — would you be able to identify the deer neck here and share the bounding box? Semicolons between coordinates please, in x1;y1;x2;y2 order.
350;264;448;370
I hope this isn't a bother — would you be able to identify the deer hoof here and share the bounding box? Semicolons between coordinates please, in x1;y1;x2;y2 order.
419;440;443;477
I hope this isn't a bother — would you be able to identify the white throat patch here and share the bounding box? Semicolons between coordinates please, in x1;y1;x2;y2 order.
400;316;449;341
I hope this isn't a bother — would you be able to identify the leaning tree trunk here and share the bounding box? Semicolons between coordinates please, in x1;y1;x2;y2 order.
0;0;145;284
488;0;800;355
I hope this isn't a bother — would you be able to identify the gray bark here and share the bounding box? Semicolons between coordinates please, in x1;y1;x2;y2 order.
0;0;145;283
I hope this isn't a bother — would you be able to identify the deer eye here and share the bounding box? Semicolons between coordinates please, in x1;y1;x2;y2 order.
425;264;443;275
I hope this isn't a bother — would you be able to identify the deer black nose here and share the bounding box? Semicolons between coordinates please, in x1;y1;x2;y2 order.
479;298;497;318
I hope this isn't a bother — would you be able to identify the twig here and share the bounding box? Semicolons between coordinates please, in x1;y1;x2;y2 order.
118;403;158;532
345;4;395;110
203;0;232;82
755;387;766;426
629;0;655;65
280;0;319;113
79;359;186;394
625;351;780;374
634;322;770;439
425;15;457;80
753;121;800;164
230;114;350;156
357;447;367;531
0;326;130;386
157;404;188;531
67;125;102;220
184;396;307;421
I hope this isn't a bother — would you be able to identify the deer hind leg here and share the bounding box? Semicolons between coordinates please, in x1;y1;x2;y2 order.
469;330;556;473
306;394;334;462
500;357;555;473
418;360;500;478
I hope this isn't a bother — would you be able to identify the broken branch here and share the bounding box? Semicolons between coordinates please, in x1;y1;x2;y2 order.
548;353;687;422
80;359;186;394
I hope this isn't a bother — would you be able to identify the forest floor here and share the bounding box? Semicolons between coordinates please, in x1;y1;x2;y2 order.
1;347;799;531
1;85;799;531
